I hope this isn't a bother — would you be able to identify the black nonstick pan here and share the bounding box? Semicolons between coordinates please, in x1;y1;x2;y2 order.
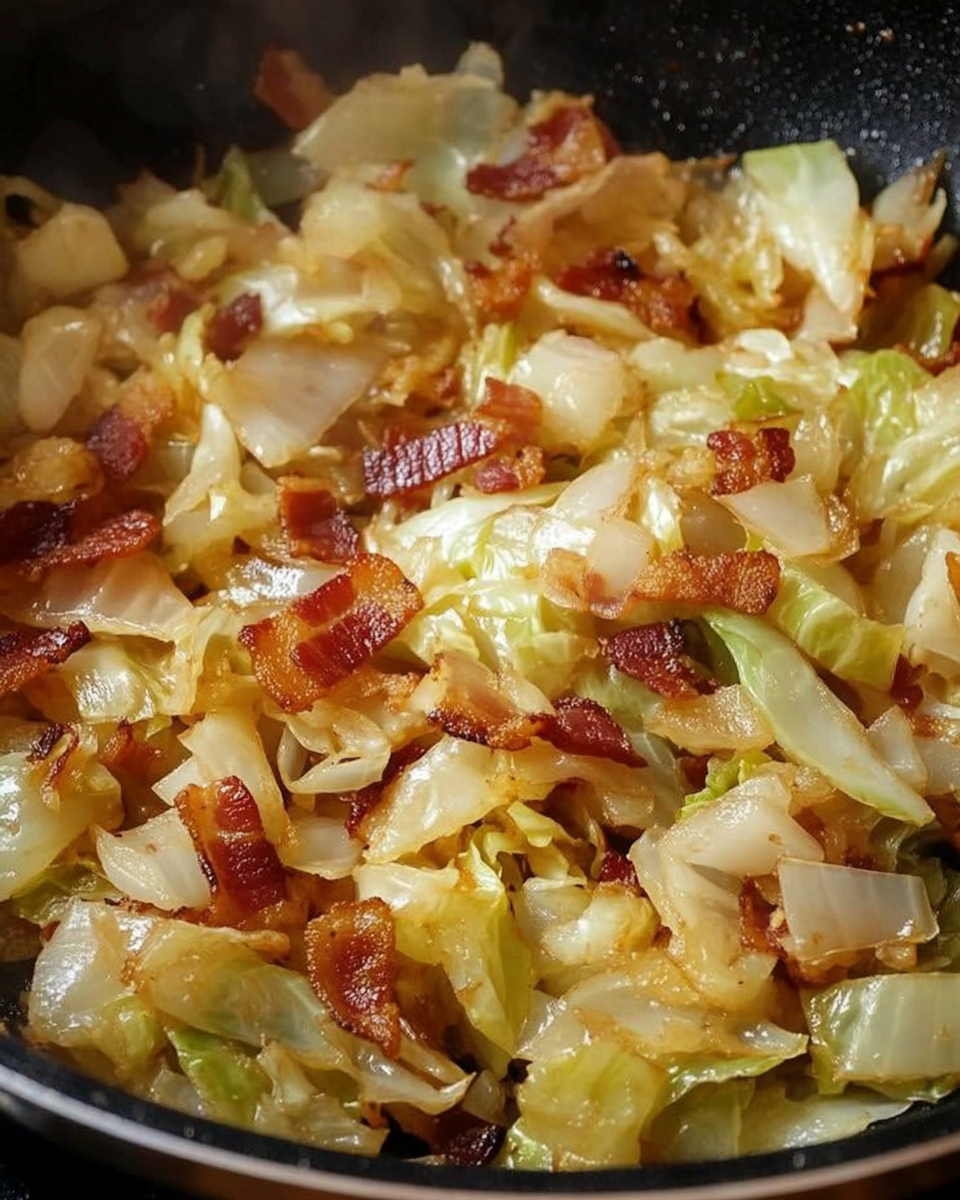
2;1;960;1196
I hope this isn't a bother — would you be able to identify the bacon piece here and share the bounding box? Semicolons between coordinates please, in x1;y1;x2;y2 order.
205;293;263;362
0;623;90;698
475;378;543;444
597;849;643;894
599;620;713;699
628;550;780;616
101;720;163;779
239;553;422;712
708;428;795;496
738;878;785;956
362;422;501;498
466;105;618;201
254;47;335;131
176;776;287;922
0;500;71;563
145;277;202;334
892;655;923;711
555;248;699;339
21;509;160;580
278;478;359;564
473;445;545;494
465;254;536;322
304;898;400;1057
538;697;645;767
87;372;176;481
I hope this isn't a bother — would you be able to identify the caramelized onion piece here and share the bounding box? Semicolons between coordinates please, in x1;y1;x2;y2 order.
278;477;359;564
305;897;401;1057
239;553;422;712
176;775;288;922
0;622;90;697
708;428;795;496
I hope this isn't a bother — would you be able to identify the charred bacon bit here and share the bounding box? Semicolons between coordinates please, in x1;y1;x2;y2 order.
304;898;401;1057
278;478;359;564
597;849;643;894
598;620;713;699
629;550;781;616
0;500;72;564
555;248;699;339
708;428;796;496
465;255;536;322
367;160;413;193
473;445;546;494
254;47;335;131
146;277;202;334
176;776;288;920
86;372;176;481
21;509;160;580
539;697;645;767
239;553;423;712
444;1123;506;1168
466;105;617;201
0;623;90;699
476;378;543;444
101;720;163;779
205;292;263;362
362;422;501;498
891;655;924;712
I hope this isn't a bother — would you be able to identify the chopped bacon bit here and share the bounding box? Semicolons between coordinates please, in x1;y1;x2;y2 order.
891;655;924;711
239;553;422;712
146;279;201;334
465;255;536;322
555;248;699;338
739;878;785;956
599;620;713;698
475;378;543;444
278;478;359;564
101;721;163;778
539;697;645;767
466;105;617;201
473;444;545;493
362;422;501;498
87;372;175;481
708;428;795;496
0;500;71;564
597;849;643;894
305;898;401;1057
205;292;263;362
628;550;781;616
176;776;287;921
444;1123;506;1168
0;623;90;698
367;160;413;193
254;47;335;131
21;509;160;580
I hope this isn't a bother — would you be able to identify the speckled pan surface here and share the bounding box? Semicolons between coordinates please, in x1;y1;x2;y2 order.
1;1;960;1195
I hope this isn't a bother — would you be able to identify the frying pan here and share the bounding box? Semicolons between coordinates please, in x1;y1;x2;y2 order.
1;0;960;1195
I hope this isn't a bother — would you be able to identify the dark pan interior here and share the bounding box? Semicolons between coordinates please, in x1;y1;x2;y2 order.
2;0;960;1192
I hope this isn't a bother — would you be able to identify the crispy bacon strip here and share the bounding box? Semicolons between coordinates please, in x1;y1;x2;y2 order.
465;254;536;322
598;620;712;699
473;445;545;494
206;293;263;362
87;372;176;480
305;898;401;1057
239;553;422;712
555;248;699;339
708;428;795;496
466;105;618;201
254;47;335;131
0;623;90;697
628;550;780;615
538;697;645;767
278;478;359;564
22;509;160;580
475;378;543;444
176;776;288;921
362;422;501;497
